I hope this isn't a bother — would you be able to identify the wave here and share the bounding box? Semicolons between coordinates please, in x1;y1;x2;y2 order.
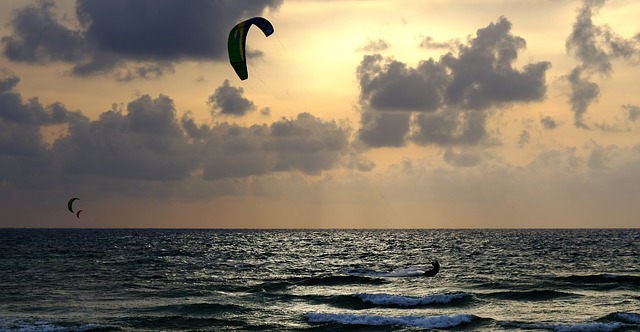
598;312;640;325
142;302;249;316
257;291;472;311
305;312;480;329
296;274;390;286
500;312;640;331
553;274;640;286
482;289;580;301
500;321;627;332
120;315;249;330
244;274;390;293
353;292;473;307
0;318;113;332
342;267;427;277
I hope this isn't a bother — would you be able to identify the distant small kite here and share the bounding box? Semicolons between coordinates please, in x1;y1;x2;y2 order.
228;17;274;80
67;197;79;213
68;197;84;219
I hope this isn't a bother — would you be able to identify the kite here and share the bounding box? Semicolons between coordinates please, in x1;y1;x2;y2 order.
68;197;79;213
228;17;274;80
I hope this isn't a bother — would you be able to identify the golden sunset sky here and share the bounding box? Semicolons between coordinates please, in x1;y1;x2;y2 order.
1;0;639;228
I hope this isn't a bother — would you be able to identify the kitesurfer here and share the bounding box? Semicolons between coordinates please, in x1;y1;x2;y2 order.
423;260;439;277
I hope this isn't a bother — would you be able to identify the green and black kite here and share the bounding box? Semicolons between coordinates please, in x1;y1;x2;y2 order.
227;17;274;80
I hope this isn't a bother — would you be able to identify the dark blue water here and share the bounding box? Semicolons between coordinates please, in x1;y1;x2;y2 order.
0;229;638;331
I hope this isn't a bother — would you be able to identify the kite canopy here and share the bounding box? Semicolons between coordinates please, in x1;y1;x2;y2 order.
227;17;274;80
68;197;79;213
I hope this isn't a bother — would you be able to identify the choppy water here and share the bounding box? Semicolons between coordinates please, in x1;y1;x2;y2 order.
0;229;638;331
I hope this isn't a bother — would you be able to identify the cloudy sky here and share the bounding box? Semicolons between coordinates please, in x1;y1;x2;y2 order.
1;0;639;228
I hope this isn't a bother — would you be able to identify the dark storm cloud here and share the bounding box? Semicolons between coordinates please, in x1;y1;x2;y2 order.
357;54;447;113
565;0;640;128
356;17;550;147
357;110;411;147
53;94;198;181
443;17;550;110
2;0;282;79
0;70;78;189
208;80;255;116
1;72;362;201
540;115;558;130
0;71;73;126
182;113;353;179
1;0;86;64
180;112;210;141
411;109;487;146
76;0;281;59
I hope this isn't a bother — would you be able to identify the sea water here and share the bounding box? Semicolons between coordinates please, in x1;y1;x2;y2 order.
0;229;638;331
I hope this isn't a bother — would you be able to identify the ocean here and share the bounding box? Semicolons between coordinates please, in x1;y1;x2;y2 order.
0;229;638;331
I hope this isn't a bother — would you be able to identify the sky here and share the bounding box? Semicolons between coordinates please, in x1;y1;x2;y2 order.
1;0;640;229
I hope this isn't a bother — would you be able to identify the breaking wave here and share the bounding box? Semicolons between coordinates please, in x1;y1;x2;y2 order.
305;312;479;329
353;292;472;307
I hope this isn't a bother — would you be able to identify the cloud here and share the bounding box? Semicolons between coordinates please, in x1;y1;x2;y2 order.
586;142;617;170
566;66;599;128
53;94;198;181
208;80;256;116
357;39;390;53
357;110;411;147
199;113;353;180
2;0;282;79
260;107;271;117
443;147;484;167
566;0;640;76
622;104;640;122
418;36;457;50
411;108;487;146
0;70;73;126
540;115;558;130
357;54;447;113
564;0;640;128
517;130;530;147
526;146;582;175
356;17;550;147
0;72;363;201
0;69;80;192
110;62;176;82
590;104;640;133
1;1;86;64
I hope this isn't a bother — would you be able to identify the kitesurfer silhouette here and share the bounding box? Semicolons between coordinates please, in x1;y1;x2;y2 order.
423;260;439;276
